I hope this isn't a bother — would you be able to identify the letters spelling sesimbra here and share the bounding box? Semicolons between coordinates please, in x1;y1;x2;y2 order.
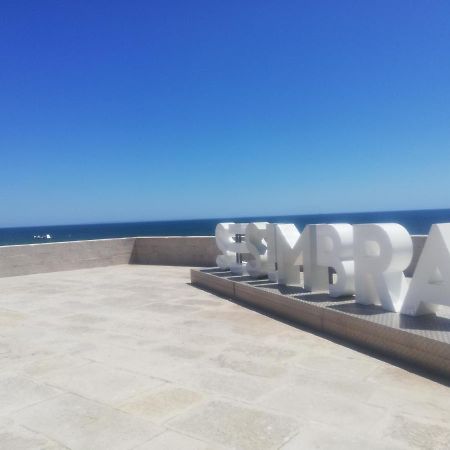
215;222;450;317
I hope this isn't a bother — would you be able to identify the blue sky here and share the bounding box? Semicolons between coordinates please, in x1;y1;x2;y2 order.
1;1;450;227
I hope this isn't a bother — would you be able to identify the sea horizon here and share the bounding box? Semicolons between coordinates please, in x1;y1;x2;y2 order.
1;207;450;247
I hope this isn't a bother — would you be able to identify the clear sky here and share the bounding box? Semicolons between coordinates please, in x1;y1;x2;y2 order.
1;1;450;227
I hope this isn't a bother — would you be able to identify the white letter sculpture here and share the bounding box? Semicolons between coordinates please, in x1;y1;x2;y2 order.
246;222;270;277
316;224;355;297
402;223;450;316
267;223;328;290
265;223;279;282
215;223;248;274
354;223;412;312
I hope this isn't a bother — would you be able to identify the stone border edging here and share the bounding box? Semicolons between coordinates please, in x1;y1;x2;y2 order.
191;267;450;379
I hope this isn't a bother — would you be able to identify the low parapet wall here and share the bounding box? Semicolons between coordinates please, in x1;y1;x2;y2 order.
0;238;135;278
0;236;219;278
0;234;425;278
130;236;218;267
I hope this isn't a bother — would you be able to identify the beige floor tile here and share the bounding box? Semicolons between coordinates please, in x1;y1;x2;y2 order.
14;393;162;450
133;430;221;449
118;385;203;423
39;362;164;406
0;375;62;416
258;385;386;431
170;400;299;450
0;422;66;450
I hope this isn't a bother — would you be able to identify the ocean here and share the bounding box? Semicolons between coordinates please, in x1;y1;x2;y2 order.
1;208;450;247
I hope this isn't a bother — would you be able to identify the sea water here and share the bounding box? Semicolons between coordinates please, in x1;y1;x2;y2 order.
1;208;450;246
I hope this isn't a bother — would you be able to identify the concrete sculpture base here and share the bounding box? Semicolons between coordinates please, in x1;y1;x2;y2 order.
191;267;450;378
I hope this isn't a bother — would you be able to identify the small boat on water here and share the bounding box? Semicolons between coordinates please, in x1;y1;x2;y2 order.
33;234;52;240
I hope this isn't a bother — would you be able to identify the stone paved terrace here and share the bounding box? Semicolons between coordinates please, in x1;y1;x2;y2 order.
0;265;449;450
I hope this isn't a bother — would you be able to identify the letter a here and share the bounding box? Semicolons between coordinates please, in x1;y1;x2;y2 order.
402;223;450;316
